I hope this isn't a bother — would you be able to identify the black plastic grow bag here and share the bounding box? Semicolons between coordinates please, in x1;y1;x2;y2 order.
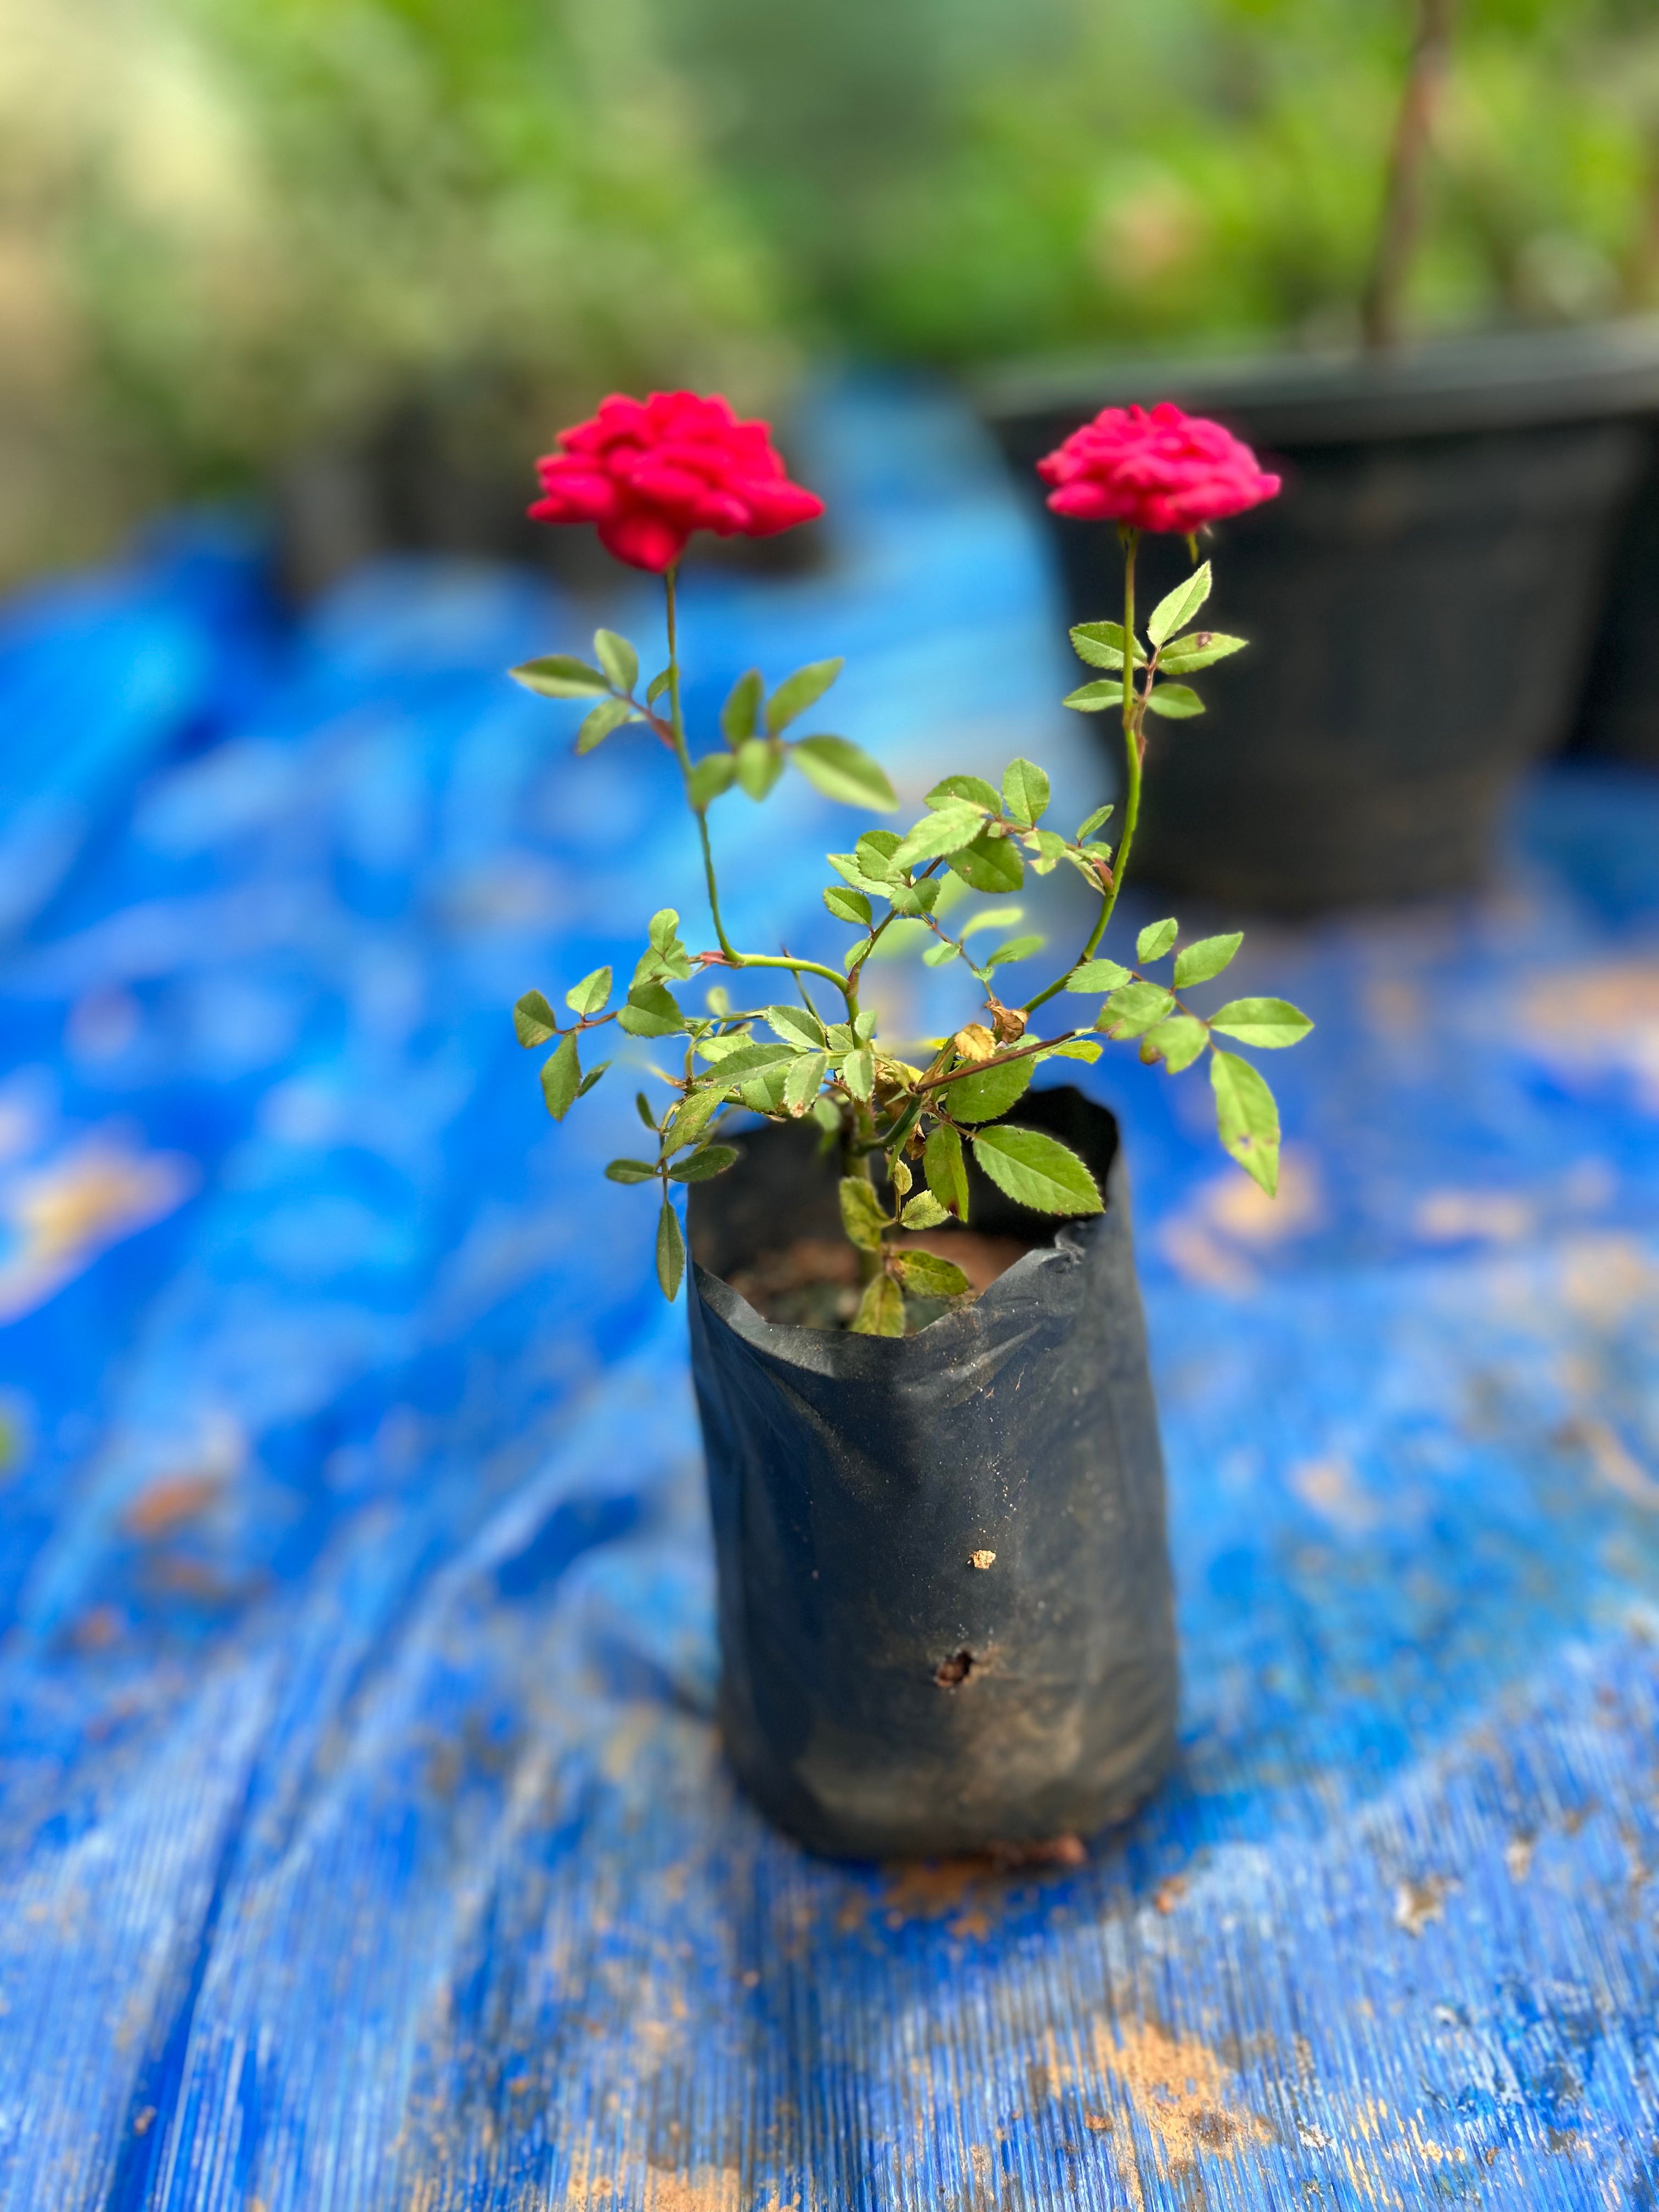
686;1087;1176;1860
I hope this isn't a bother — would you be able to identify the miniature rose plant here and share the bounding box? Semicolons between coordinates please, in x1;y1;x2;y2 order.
510;392;1310;1331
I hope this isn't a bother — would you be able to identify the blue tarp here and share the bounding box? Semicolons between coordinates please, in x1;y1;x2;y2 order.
2;380;1658;2210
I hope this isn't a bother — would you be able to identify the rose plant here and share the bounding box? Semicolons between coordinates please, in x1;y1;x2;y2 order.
511;392;1308;1332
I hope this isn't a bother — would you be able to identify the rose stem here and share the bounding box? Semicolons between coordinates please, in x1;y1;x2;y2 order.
1362;0;1458;352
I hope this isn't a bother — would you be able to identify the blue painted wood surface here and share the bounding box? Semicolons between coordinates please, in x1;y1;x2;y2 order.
1;382;1658;2209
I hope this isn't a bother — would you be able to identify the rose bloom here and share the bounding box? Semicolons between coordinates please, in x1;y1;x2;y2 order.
1037;402;1280;535
529;391;825;573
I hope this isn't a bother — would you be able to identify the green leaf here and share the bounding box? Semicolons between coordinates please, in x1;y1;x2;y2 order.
1144;684;1205;720
901;1190;950;1229
1066;959;1133;994
1070;620;1146;668
648;909;681;953
696;1031;756;1063
790;736;897;811
823;883;872;926
687;752;738;809
842;1045;876;1101
617;984;684;1038
810;1096;842;1134
783;1050;830;1114
765;1005;825;1049
1137;918;1178;963
850;1273;906;1338
565;966;612;1017
636;1091;658;1131
1147;559;1212;647
1159;630;1247;673
1001;758;1050;828
890;800;989;872
944;1053;1034;1124
577;1063;610;1097
593;629;638;692
577;698;631;754
514;989;560;1047
984;934;1045;969
948;829;1024;894
1173;932;1244;989
1209;998;1314;1049
668;1144;739;1183
1064;680;1131;714
735;738;785;800
839;1176;890;1251
891;1248;972;1299
738;1066;789;1113
541;1033;581;1120
646;668;672;706
1211;1049;1280;1195
509;654;607;699
855;829;902;876
605;1158;658;1184
1076;803;1115;839
922;939;960;967
1142;1015;1210;1073
924;1125;970;1221
656;1202;686;1300
972;1125;1103;1215
721;669;764;744
853;1009;878;1042
926;772;1002;812
668;1083;728;1149
699;1041;793;1079
1040;1038;1103;1063
958;905;1025;942
766;658;843;733
1099;981;1176;1038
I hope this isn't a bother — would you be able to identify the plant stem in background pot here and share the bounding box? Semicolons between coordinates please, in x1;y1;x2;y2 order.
1363;0;1460;351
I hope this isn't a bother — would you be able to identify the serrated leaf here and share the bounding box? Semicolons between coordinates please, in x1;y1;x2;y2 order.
721;669;764;744
656;1202;686;1300
646;668;672;706
509;654;607;699
605;1158;657;1184
668;1083;729;1149
1144;684;1205;719
984;934;1045;969
784;1050;830;1114
1040;1038;1103;1063
514;989;560;1047
1211;1049;1280;1195
958;905;1025;942
696;1031;757;1063
647;909;680;952
687;752;738;809
668;1144;739;1183
1076;803;1115;839
577;698;631;753
617;984;684;1038
1159;630;1247;673
1173;932;1243;989
927;772;1002;812
1064;680;1130;714
924;1124;970;1221
891;1248;972;1298
850;1273;906;1337
1137;918;1178;963
1209;998;1314;1049
856;829;902;877
944;1053;1033;1124
948;829;1023;894
824;883;872;926
1147;560;1212;646
1099;980;1177;1038
839;1177;890;1251
541;1032;581;1120
1001;758;1050;828
842;1045;876;1101
1142;1015;1210;1073
565;966;612;1017
593;629;638;692
699;1041;794;1078
1066;959;1132;994
735;737;785;800
890;800;989;872
853;1007;878;1043
972;1126;1103;1215
1070;619;1146;667
901;1190;950;1229
767;658;843;733
790;735;897;811
765;1005;825;1049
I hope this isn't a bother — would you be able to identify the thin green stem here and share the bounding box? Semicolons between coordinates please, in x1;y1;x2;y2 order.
664;567;737;962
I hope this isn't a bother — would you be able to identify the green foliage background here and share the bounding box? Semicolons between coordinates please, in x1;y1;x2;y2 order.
2;0;1657;578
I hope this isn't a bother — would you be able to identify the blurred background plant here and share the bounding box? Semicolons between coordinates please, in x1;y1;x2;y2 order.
5;0;1659;583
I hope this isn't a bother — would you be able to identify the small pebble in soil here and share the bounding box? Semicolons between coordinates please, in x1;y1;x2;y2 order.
969;1549;996;1570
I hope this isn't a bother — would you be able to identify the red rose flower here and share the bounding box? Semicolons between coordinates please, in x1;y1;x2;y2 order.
528;391;825;573
1037;402;1280;535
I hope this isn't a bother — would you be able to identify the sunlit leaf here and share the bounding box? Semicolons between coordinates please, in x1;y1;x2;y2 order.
593;629;639;692
1158;630;1247;673
1142;1014;1209;1073
890;800;988;872
766;658;843;733
824;883;873;926
901;1190;950;1229
541;1033;581;1120
721;669;764;744
1173;932;1243;989
1099;980;1176;1038
891;1248;972;1298
1147;560;1211;646
924;1124;969;1221
926;772;1002;812
1209;998;1314;1049
510;654;607;698
736;737;785;799
565;966;612;1017
656;1203;686;1299
1211;1049;1280;1195
687;752;737;809
972;1126;1102;1215
839;1177;889;1251
1066;959;1132;993
791;736;897;811
1144;684;1205;719
1001;758;1049;828
514;990;559;1047
1136;918;1178;963
577;698;631;753
947;829;1023;894
944;1053;1033;1124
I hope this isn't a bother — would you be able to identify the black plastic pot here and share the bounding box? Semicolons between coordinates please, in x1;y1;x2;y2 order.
977;320;1659;911
685;1087;1176;1860
1572;431;1659;765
